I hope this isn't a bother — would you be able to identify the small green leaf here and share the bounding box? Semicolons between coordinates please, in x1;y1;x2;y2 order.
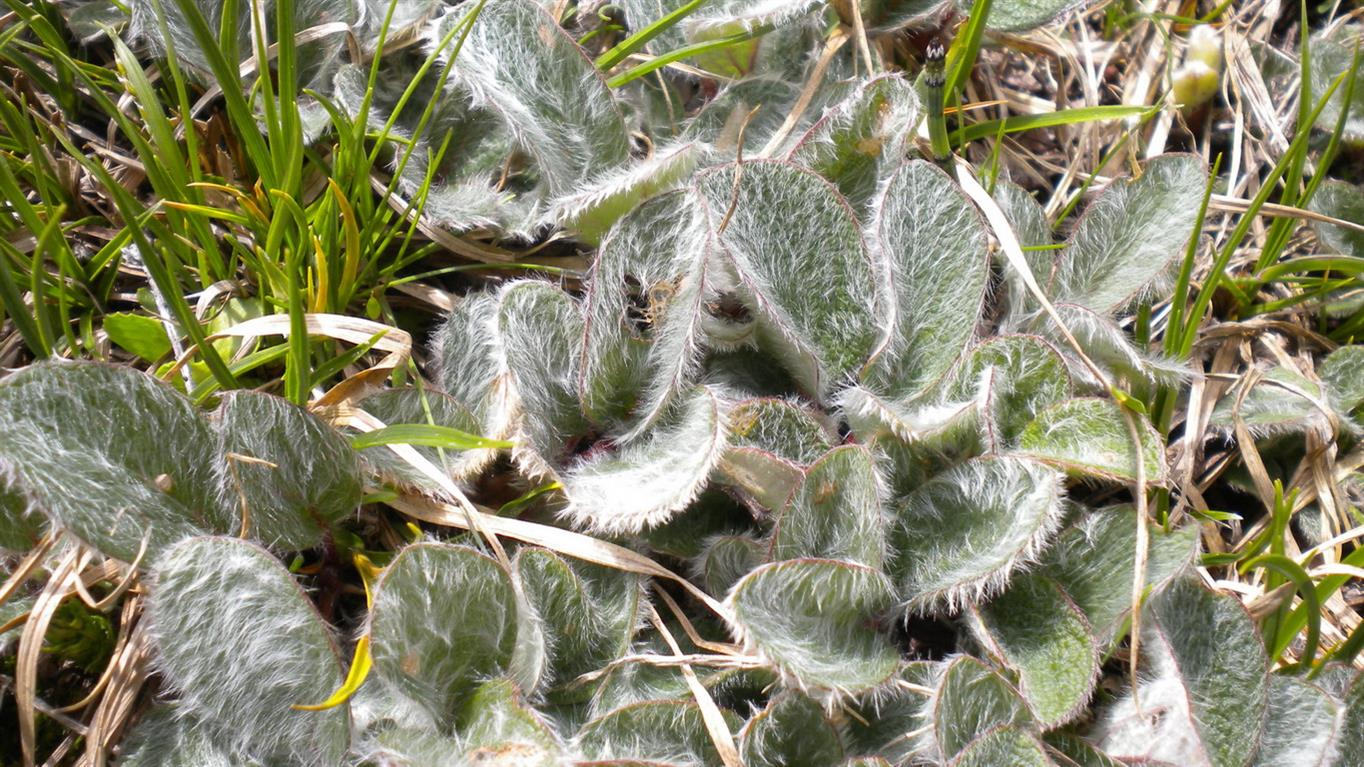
216;391;363;551
771;445;886;568
1307;26;1364;143
932;656;1035;762
1338;670;1364;766
147;537;349;765
0;361;230;561
787;74;920;213
561;386;726;533
970;573;1099;727
104;312;172;362
1248;676;1340;767
1094;578;1269;767
433;291;501;427
695;160;883;398
727;398;836;464
577;700;735;766
863;159;989;402
729;558;899;695
697;534;768;596
1208;365;1332;438
439;0;629;196
368;543;522;726
1308;179;1364;258
1052;154;1206;314
1017;397;1165;483
1319;343;1364;416
459;679;565;765
892;456;1065;612
495;281;591;470
950;726;1051;767
947;334;1072;449
0;482;43;553
552;142;704;243
1040;505;1197;645
516;549;642;692
739;692;844;767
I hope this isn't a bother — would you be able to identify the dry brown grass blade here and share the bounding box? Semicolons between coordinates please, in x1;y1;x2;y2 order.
82;610;153;767
647;603;743;767
17;546;81;767
0;532;57;610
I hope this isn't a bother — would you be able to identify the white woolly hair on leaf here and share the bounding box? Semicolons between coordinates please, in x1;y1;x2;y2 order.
1052;153;1206;315
892;456;1067;615
548;141;709;238
486;279;590;477
559;385;728;534
145;537;351;766
724;558;901;701
836;384;979;445
1042;303;1191;390
1207;363;1341;441
0;360;231;562
426;0;629;199
693;160;883;402
685;0;825;38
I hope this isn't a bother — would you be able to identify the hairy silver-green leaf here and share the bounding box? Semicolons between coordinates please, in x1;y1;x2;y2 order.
1208;365;1334;438
435;0;629;198
931;656;1035;763
1307;25;1364;144
728;558;899;695
1051;154;1205;314
698;534;768;596
1338;670;1364;767
459;679;564;765
0;361;229;561
970;573;1099;727
147;537;348;765
719;398;835;512
771;445;886;568
863;160;989;402
357;388;494;487
369;543;520;726
685;77;805;156
1045;303;1189;388
495;281;590;472
739;692;844;767
561;386;726;533
727;398;836;463
432;291;501;427
947;334;1072;449
1308;179;1364;258
0;481;42;552
1094;578;1269;767
963;0;1092;32
695;160;882;398
581;191;716;435
1044;732;1125;767
844;662;939;763
1018;397;1165;483
1248;676;1340;767
993;180;1055;323
553;142;705;243
516;548;642;692
892;456;1065;612
215;391;360;550
1319;343;1364;419
576;700;733;766
1040;506;1196;644
118;706;263;767
788;75;920;213
950;726;1051;767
